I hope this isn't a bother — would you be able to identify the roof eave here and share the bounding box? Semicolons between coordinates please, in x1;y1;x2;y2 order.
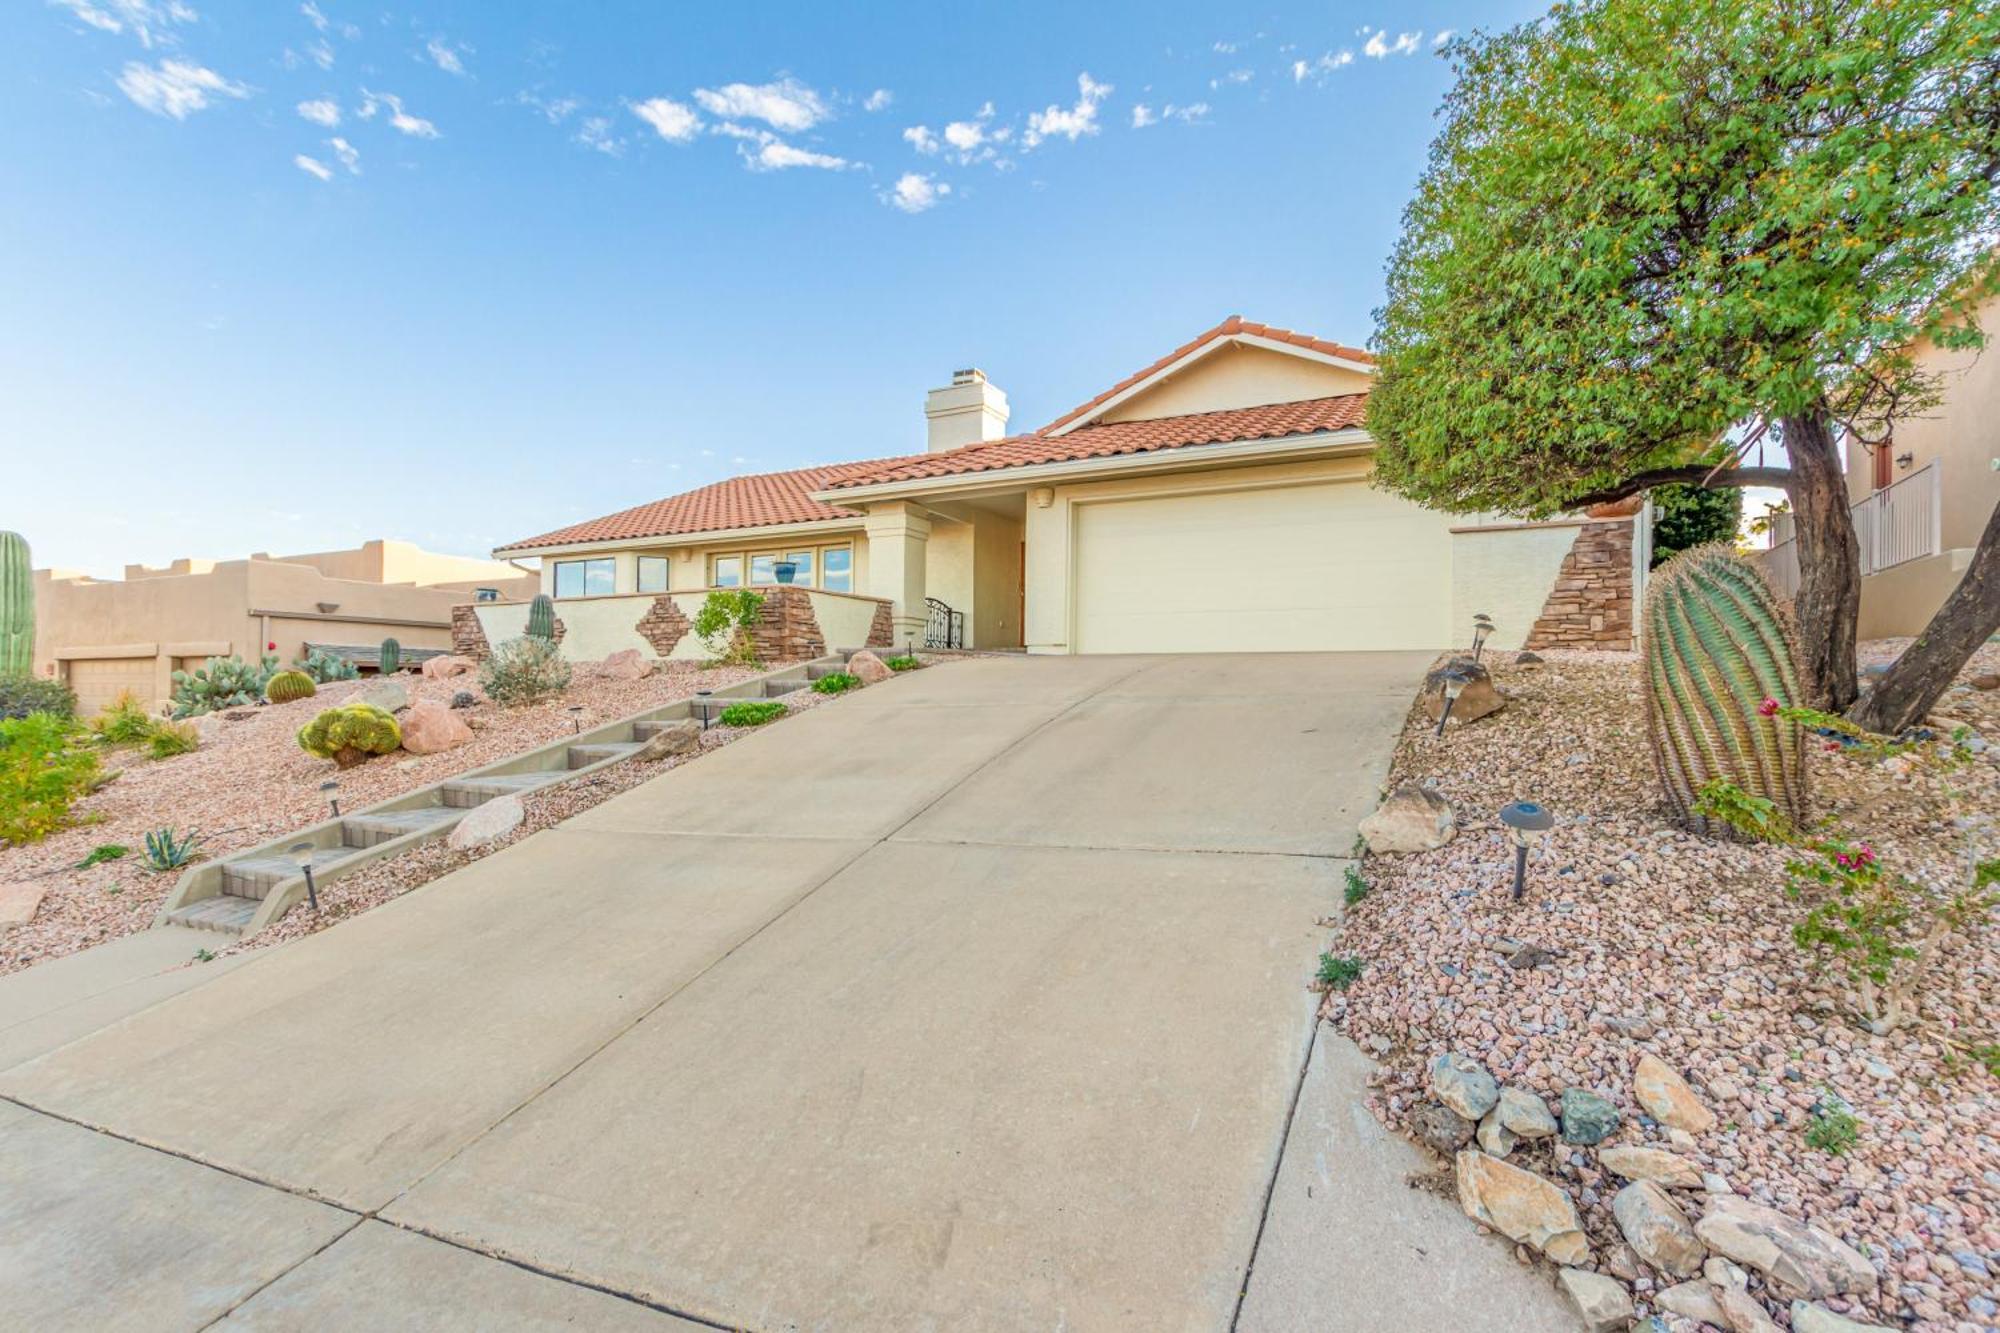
493;514;869;560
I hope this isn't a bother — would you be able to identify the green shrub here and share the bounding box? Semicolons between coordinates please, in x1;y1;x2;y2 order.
264;669;317;704
718;700;787;727
1804;1095;1860;1156
142;827;203;871
478;635;572;707
0;714;100;844
292;648;359;683
0;673;77;721
147;720;200;759
885;655;921;672
76;843;128;868
812;672;861;695
692;589;765;664
1317;953;1364;990
90;690;156;743
297;702;402;767
171;654;279;718
1343;865;1370;906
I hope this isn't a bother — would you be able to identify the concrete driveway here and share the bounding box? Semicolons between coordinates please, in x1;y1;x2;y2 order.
0;653;1570;1331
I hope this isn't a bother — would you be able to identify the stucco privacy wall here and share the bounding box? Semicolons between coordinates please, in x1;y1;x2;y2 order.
1449;521;1584;652
471;588;889;663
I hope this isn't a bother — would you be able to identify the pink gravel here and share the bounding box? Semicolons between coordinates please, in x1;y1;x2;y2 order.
1325;642;2000;1331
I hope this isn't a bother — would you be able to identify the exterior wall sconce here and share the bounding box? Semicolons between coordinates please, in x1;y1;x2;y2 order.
289;842;322;912
1434;666;1472;738
1895;452;1914;469
1498;801;1555;902
1030;487;1055;509
316;602;340;614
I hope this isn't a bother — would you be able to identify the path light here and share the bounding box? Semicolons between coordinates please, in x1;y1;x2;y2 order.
319;780;340;818
696;690;713;731
567;705;585;735
1498;801;1556;902
289;842;322;912
1434;666;1472;739
1471;614;1495;663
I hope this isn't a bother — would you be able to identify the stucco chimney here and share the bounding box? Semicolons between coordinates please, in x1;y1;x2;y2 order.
924;368;1010;453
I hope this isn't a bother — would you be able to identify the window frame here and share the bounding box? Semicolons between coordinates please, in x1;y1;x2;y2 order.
553;557;616;599
636;555;670;594
708;541;853;591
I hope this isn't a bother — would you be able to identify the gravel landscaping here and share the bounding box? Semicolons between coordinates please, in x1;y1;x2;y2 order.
1326;642;2000;1332
0;658;801;976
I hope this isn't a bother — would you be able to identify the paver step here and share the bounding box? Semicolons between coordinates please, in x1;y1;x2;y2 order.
161;893;259;934
631;719;687;740
221;847;362;900
567;741;645;770
805;663;849;681
762;679;806;697
439;771;563;808
340;806;462;849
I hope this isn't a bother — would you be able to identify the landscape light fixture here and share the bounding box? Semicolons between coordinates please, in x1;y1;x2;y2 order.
289;842;321;912
319;780;340;817
1471;614;1495;663
567;705;585;735
696;690;714;731
1497;801;1556;902
1434;667;1472;738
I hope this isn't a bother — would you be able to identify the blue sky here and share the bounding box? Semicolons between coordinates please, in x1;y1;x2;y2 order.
5;0;1545;577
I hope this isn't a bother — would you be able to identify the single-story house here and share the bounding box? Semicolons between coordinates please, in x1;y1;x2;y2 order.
480;318;1646;660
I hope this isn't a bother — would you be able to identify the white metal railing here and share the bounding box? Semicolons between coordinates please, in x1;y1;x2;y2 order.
1853;460;1941;574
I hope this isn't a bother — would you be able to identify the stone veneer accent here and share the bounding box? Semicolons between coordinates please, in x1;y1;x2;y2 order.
867;602;895;649
451;604;491;661
1524;519;1636;651
634;596;692;656
748;586;826;661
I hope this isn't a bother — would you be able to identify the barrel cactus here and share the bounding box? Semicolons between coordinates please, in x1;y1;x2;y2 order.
1642;544;1808;835
297;701;401;768
527;593;557;642
0;530;32;677
264;669;317;704
378;637;401;675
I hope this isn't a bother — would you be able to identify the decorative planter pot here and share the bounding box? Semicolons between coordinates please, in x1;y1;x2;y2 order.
773;562;798;585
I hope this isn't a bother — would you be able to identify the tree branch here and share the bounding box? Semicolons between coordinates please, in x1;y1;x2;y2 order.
1562;466;1794;510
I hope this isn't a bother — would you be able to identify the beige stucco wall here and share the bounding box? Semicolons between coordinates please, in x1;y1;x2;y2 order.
1449;521;1585;652
1856;549;1974;639
1096;343;1372;423
474;588;884;663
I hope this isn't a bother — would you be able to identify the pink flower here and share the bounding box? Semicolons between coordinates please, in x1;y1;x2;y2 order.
1825;741;1840;751
1758;697;1780;717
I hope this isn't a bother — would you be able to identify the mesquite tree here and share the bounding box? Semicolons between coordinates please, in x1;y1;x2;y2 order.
1368;0;2000;715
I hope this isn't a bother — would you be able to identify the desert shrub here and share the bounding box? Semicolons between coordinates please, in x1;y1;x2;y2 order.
171;654;278;718
142;827;203;871
0;713;100;844
1804;1093;1861;1156
812;672;861;695
0;673;77;721
146;720;200;759
718;700;786;727
692;589;765;664
264;669;317;704
478;635;572;706
76;843;128;868
292;648;359;683
90;690;156;743
1343;865;1370;906
885;655;921;672
297;702;402;767
1316;953;1364;990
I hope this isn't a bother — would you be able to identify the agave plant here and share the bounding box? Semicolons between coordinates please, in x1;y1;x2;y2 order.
143;827;203;872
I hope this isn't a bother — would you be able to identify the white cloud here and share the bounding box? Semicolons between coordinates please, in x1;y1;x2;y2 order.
1136;102;1208;128
862;88;892;112
294;153;332;180
885;171;948;213
691;77;828;132
631;96;701;142
426;36;470;76
1363;29;1423;58
1023;72;1110;149
300;1;326;32
903;124;939;155
1292;49;1354;83
1212;40;1238;54
744;139;850;172
296;97;340;126
943;119;985;152
516;90;579;124
576;116;621;155
357;89;438;137
1433;29;1455;46
51;0;196;49
1130;103;1156;129
1209;68;1252;89
116;59;247;119
327;135;358;173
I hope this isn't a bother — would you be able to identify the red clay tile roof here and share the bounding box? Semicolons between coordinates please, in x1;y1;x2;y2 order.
1038;315;1375;434
820;394;1369;491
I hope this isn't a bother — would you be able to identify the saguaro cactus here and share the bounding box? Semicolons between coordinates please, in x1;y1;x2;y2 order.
378;637;402;675
527;593;557;642
1642;544;1809;834
0;531;31;677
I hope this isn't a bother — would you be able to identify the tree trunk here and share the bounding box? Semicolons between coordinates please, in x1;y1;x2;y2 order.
1847;497;2000;735
1780;409;1862;709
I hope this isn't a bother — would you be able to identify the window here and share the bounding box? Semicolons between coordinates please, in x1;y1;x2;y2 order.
637;556;669;594
749;553;778;586
822;546;853;592
554;558;615;598
713;555;742;588
785;550;815;587
474;587;500;603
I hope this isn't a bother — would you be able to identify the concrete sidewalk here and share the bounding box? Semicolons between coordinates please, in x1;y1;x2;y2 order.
0;652;1573;1330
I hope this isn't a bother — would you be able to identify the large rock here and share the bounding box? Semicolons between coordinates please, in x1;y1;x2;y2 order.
1656;1280;1728;1325
1790;1300;1896;1333
1560;1088;1621;1145
1714;1284;1782;1333
849;651;892;685
1694;1196;1878;1300
1634;1053;1716;1132
1411;1104;1476;1155
598;649;653;681
1475;1109;1516;1157
421;654;475;680
635;719;701;761
1429;1052;1499;1120
447;794;524;851
1611;1180;1706;1277
1555;1268;1632;1333
1421;658;1504;726
398;702;473;756
1454;1150;1590;1265
353;680;409;714
1358;785;1457;854
1598;1145;1703;1189
1496;1086;1559;1139
0;880;49;928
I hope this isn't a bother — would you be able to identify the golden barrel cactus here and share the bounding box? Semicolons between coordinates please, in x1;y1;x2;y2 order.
264;669;317;704
297;701;402;768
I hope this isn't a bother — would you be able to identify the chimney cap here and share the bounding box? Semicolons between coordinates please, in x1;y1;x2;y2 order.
951;368;985;385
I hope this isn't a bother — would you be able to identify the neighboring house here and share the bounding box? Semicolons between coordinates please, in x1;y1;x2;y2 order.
483;318;1646;660
1752;287;2000;638
34;539;538;714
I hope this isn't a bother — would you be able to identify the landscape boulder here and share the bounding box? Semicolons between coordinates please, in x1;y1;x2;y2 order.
1969;672;1999;691
1420;658;1504;726
1429;1052;1500;1120
1475;1110;1516;1157
1598;1145;1703;1189
1656;1281;1729;1325
1611;1180;1706;1277
1694;1196;1878;1300
1358;785;1457;854
421;654;475;680
1556;1268;1632;1333
0;880;49;928
1412;1104;1476;1155
399;702;474;756
1454;1150;1590;1264
446;794;524;851
1496;1086;1559;1139
598;648;653;681
354;680;409;714
635;719;702;761
1560;1088;1621;1145
1790;1300;1896;1333
849;651;893;685
1634;1053;1717;1132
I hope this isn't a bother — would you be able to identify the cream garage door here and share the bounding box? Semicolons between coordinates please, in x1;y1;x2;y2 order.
1071;481;1453;653
66;657;158;716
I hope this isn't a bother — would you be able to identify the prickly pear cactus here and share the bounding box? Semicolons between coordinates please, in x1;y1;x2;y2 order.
0;531;32;677
1642;544;1809;834
378;637;401;675
264;669;318;704
527;594;557;641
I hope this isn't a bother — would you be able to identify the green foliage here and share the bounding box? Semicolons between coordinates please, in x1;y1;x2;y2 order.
171;654;279;718
1651;485;1744;566
1804;1095;1861;1156
692;589;765;664
718;700;787;728
142;827;203;872
527;593;558;642
378;637;402;675
812;672;861;695
0;530;32;677
297;702;402;766
146;720;199;759
90;690;156;743
886;655;921;672
0;713;99;845
263;670;318;704
1643;546;1808;834
1367;0;2000;517
1317;953;1364;991
193;947;216;962
477;635;572;707
76;843;128;868
1343;864;1371;907
291;648;359;683
0;672;76;721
